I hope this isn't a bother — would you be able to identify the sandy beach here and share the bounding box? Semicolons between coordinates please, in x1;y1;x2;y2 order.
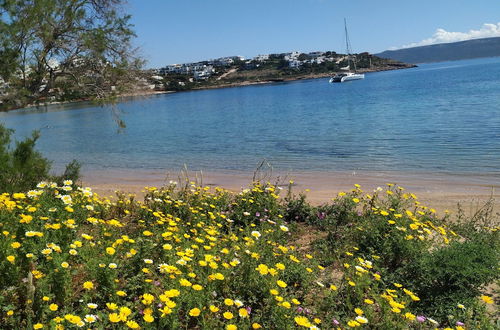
82;169;499;215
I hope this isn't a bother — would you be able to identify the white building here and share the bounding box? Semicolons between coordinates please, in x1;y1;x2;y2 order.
253;54;270;62
194;65;215;80
288;60;302;68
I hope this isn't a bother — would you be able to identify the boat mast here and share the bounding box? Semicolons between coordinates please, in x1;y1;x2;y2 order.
344;18;357;72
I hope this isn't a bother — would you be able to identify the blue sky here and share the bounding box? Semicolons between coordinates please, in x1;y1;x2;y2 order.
128;0;500;68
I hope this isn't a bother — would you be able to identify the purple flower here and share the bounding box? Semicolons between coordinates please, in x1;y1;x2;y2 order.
255;212;260;217
246;306;252;314
456;321;465;326
297;307;304;313
416;316;426;323
332;319;340;325
317;212;326;220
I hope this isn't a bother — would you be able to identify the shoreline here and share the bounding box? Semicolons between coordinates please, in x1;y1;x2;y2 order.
2;64;416;112
81;168;499;215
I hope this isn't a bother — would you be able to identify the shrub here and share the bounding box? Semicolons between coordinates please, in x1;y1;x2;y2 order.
0;123;80;193
402;233;499;322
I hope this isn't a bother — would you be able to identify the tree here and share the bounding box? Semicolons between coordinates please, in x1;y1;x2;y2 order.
0;0;144;110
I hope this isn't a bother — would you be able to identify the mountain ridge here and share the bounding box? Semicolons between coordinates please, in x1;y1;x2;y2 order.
376;37;500;63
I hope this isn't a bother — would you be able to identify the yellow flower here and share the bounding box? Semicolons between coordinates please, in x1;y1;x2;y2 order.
294;316;311;327
192;284;203;291
404;312;416;320
116;290;127;297
224;298;234;306
364;299;374;304
11;242;21;248
106;247;116;255
179;278;192;287
227;325;237;330
84;315;96;323
355;316;368;324
106;302;118;310
256;264;269;275
142;293;155;305
120;306;132;319
6;255;15;263
347;320;360;327
238;308;249;317
354;308;363;315
251;231;261;239
143;314;154;323
126;320;140;329
49;304;58;311
276;280;287;288
213;272;225;280
223;311;234;320
481;295;494;304
189;308;201;317
33;324;43;329
252;323;262;329
83;281;94;290
109;313;121;323
61;262;69;268
209;305;219;313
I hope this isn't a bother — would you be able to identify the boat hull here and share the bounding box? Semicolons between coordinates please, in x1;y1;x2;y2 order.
329;73;365;83
341;73;364;82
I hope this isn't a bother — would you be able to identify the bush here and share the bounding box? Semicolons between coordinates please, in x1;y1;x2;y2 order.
0;123;80;193
402;232;499;322
310;184;499;326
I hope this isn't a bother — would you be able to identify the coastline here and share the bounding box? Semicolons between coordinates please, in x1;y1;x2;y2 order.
3;64;416;112
82;168;499;215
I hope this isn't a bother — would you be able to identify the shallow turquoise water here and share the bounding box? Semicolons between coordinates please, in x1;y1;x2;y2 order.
1;57;499;175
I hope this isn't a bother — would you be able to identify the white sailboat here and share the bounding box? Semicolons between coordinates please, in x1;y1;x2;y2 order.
329;19;365;83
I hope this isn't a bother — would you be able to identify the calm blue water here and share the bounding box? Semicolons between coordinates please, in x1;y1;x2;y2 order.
1;57;500;175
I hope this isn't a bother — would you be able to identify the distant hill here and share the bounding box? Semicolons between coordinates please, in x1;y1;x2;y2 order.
376;37;500;63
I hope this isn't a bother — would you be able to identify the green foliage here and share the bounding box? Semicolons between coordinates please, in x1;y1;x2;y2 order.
284;193;315;223
309;185;499;326
404;235;499;321
0;178;496;328
0;0;143;110
0;123;80;193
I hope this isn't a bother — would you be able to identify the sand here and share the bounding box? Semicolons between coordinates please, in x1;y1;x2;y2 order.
81;168;499;216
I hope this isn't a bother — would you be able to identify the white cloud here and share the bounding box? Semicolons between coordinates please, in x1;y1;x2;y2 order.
395;23;500;49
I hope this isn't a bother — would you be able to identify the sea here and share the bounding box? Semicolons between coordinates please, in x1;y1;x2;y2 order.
1;57;499;178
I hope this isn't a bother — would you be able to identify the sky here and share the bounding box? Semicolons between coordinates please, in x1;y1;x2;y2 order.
127;0;500;68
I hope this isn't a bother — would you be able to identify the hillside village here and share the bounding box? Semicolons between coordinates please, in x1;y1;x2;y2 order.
148;50;413;91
